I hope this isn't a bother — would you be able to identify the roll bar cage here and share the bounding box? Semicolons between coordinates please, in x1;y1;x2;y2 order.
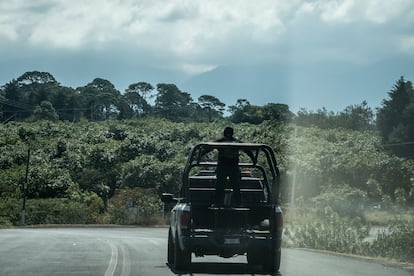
180;142;280;204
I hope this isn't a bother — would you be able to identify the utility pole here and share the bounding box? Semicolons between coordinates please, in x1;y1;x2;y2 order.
290;128;298;220
18;127;33;226
21;145;30;225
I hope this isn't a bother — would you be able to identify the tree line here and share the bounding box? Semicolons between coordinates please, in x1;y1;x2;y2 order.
1;72;413;159
0;71;292;124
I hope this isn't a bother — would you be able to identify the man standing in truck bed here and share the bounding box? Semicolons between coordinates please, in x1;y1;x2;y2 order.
214;127;255;206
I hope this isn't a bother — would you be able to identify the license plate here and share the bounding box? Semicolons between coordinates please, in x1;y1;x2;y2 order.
224;238;240;244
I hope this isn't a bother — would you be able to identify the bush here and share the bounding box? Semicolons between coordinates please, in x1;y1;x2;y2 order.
108;187;163;225
0;197;21;225
312;186;368;219
285;207;414;263
366;222;414;262
285;209;369;254
25;198;100;224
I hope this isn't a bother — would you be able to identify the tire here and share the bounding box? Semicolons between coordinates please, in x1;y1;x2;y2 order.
173;233;191;270
262;247;281;274
167;229;174;265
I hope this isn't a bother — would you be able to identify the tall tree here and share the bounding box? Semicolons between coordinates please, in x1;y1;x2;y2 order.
51;86;81;122
295;108;344;129
337;101;374;130
154;83;193;121
2;80;31;120
78;78;121;120
16;71;57;85
126;82;154;103
124;82;153;117
198;94;225;121
262;103;293;122
228;99;251;123
377;77;414;158
229;99;292;124
0;93;4;121
16;71;59;107
1;72;60;121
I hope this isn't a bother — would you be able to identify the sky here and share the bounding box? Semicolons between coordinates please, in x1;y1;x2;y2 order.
1;0;414;112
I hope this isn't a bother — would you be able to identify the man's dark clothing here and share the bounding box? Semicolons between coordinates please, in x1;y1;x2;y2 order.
214;136;243;205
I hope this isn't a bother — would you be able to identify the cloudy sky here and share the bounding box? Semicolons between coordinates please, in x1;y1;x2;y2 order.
1;0;414;112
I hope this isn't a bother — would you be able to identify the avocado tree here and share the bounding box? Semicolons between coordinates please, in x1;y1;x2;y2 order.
33;101;59;121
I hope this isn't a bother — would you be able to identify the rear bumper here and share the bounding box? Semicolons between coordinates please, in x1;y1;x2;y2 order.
182;229;282;257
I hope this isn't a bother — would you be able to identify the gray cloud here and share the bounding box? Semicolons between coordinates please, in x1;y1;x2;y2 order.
1;0;413;110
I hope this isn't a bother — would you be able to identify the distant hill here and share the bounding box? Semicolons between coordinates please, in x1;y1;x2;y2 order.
180;57;414;112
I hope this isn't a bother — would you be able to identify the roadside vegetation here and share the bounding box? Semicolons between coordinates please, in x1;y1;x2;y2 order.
1;72;413;263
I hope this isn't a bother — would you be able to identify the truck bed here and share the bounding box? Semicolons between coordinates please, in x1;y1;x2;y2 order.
188;175;271;230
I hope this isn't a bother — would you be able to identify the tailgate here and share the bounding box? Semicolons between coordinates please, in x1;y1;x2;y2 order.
191;205;272;230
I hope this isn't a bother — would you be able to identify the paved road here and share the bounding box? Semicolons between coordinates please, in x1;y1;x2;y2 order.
0;227;411;276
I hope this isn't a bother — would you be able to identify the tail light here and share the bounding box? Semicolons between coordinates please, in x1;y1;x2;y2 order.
179;206;191;230
274;207;283;232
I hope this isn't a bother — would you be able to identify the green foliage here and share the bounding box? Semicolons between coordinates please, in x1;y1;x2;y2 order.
367;222;414;262
77;78;123;121
1;71;301;124
25;198;100;225
287;126;414;205
312;186;368;218
26;166;75;198
124;82;153;118
0;184;104;226
107;188;163;225
377;76;414;159
154;83;194;121
228;99;293;124
198;94;225;121
0;197;21;226
0;113;413;264
33;101;59;121
286;208;414;263
286;209;369;254
294;101;375;130
336;101;375;130
119;155;165;189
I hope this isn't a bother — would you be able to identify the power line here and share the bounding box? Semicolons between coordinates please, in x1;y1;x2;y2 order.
0;98;36;111
382;141;414;147
0;98;89;112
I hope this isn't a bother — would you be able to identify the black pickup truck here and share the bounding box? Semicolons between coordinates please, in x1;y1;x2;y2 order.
161;142;283;273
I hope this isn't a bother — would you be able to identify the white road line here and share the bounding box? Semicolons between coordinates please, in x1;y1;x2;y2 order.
104;241;118;276
120;244;131;276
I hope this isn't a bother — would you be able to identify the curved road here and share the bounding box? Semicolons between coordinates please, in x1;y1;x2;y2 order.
0;227;411;276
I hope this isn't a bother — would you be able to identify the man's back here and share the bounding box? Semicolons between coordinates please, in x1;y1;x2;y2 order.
215;127;243;165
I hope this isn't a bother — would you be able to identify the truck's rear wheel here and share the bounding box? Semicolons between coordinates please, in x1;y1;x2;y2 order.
173;234;191;270
167;229;174;265
262;247;281;273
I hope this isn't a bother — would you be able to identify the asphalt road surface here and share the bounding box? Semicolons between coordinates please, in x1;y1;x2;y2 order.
0;227;412;276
